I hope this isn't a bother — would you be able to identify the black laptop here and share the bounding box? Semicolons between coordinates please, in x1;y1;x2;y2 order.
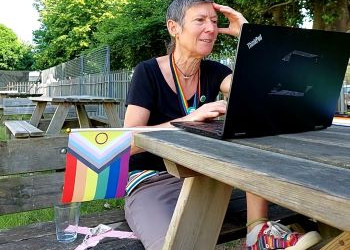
171;23;350;139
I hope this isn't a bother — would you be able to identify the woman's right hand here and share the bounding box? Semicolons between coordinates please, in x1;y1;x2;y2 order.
213;3;248;38
180;100;227;122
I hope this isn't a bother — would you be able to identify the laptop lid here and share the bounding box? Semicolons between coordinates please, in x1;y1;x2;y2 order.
222;23;350;138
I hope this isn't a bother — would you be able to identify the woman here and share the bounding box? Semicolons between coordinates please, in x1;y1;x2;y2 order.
124;1;322;249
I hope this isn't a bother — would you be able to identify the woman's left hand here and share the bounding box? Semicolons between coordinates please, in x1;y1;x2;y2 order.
213;3;248;37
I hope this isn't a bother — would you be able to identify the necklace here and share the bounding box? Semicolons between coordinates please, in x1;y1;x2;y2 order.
170;53;201;115
174;62;199;79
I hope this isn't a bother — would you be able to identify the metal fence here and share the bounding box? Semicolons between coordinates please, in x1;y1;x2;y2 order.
2;82;39;93
0;71;30;87
37;70;132;120
41;46;110;85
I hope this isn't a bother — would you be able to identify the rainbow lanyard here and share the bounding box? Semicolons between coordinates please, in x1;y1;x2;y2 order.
170;53;201;115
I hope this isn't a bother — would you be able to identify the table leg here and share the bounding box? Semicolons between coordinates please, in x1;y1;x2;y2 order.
162;173;233;250
103;103;121;127
46;103;70;135
321;232;350;250
75;104;91;128
30;102;47;127
0;110;3;124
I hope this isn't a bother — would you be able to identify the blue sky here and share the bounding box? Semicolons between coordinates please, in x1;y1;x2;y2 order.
0;0;40;44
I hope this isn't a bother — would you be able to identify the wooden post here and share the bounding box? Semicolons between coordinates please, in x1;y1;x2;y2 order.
30;102;47;127
75;104;92;128
103;102;121;128
46;103;70;134
162;168;233;250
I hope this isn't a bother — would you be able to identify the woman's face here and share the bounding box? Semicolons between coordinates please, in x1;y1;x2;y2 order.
177;3;218;58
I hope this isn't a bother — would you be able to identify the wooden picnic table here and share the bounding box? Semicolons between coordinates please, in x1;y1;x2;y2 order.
134;125;350;250
0;91;42;109
29;95;121;134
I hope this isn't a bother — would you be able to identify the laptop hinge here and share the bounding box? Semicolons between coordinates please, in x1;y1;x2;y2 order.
314;125;325;130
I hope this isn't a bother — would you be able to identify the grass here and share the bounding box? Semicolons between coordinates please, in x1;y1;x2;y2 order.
0;199;125;230
215;239;245;250
0;125;6;140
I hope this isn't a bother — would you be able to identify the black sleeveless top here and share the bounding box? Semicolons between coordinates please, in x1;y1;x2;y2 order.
126;57;232;171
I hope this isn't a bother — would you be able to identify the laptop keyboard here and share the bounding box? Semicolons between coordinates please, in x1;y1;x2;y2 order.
171;120;225;139
192;120;224;133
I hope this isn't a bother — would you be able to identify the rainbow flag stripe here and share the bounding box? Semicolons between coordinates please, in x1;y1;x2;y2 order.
62;130;131;203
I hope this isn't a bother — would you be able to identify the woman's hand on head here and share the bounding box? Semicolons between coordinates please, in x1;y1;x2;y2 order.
213;3;248;37
182;100;227;122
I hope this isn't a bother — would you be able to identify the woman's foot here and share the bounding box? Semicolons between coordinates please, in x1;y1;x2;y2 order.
246;221;322;250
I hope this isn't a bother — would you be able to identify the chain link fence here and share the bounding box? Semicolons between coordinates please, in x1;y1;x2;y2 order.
41;46;110;85
0;71;30;90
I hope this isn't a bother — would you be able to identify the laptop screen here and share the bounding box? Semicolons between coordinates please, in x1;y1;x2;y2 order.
222;23;350;138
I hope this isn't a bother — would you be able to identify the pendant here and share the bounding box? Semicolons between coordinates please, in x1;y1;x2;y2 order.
200;95;206;103
187;107;196;114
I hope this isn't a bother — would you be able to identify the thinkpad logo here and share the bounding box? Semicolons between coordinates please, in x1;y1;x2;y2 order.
247;34;262;49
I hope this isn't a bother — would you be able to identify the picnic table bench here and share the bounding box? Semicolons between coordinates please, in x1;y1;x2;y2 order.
28;95;121;134
0;91;42;108
134;125;350;250
0;134;311;249
0;92;43;122
3;95;120;139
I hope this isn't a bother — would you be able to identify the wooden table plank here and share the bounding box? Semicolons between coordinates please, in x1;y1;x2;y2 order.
0;172;63;214
0;136;67;175
134;129;350;231
29;96;120;104
233;129;350;169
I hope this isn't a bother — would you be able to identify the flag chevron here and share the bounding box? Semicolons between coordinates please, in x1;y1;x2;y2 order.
69;132;132;157
67;146;131;173
68;138;130;167
68;132;131;166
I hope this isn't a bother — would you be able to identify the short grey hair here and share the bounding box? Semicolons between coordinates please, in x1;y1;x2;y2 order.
166;0;213;53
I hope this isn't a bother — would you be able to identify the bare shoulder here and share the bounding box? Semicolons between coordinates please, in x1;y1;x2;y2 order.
156;55;169;69
156;55;175;91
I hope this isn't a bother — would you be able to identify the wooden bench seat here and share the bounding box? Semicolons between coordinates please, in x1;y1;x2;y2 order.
4;120;44;138
0;210;144;250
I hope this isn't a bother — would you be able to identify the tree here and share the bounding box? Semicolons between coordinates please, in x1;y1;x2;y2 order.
0;24;34;70
93;0;307;69
33;0;118;69
94;0;170;69
231;0;349;32
306;0;350;31
32;0;349;70
213;0;349;59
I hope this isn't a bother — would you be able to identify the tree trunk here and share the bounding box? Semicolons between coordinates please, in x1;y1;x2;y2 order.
312;1;325;30
333;0;350;32
312;0;350;32
271;6;285;26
